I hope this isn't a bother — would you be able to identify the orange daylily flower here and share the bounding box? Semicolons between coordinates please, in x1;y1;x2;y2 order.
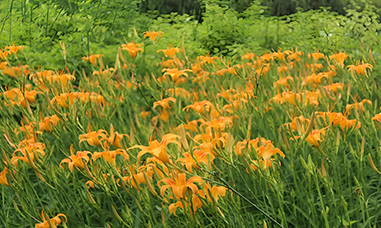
168;194;203;215
121;41;143;59
162;68;191;83
346;99;372;112
183;101;214;115
130;134;181;163
107;124;128;148
82;53;104;65
196;54;219;65
143;31;164;43
5;45;24;55
177;150;215;172
35;209;67;228
329;52;349;67
158;172;204;199
316;111;361;131
153;97;176;110
11;143;45;167
59;145;91;172
79;125;108;147
93;144;129;167
305;129;325;147
0;166;10;187
308;51;325;61
347;63;373;75
39;115;61;132
324;83;344;94
157;47;181;58
273;76;294;89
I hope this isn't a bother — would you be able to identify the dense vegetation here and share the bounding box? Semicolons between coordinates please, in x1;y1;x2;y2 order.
1;0;381;227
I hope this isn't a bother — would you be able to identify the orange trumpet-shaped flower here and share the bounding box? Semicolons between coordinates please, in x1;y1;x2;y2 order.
93;144;129;167
153;97;176;109
11;143;45;167
157;47;180;58
35;209;67;228
0;166;10;187
162;68;191;83
143;30;164;43
347;63;373;75
79;125;108;147
158;172;204;199
168;194;203;215
107;124;128;148
59;145;91;172
82;53;104;65
329;52;349;67
346;99;372;112
183;100;214;115
39;115;61;132
305;129;325;147
308;51;325;61
122;41;143;59
130;134;181;163
177;150;215;172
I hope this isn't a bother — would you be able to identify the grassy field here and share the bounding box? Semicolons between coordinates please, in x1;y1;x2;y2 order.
1;1;381;227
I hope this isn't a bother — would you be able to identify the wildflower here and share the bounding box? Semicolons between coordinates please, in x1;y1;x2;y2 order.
287;51;303;62
168;194;203;215
162;68;191;83
346;99;372;113
250;144;285;170
308;51;325;61
177;150;215;172
347;63;373;75
329;52;349;67
273;76;293;89
35;209;67;228
107;124;128;148
183;101;214;115
0;166;10;187
157;47;180;58
11;143;45;167
273;49;292;61
130;134;181;163
372;113;381;122
82;54;104;65
79;125;108;147
196;54;219;65
141;111;151;119
305;129;325;147
202;183;228;203
5;45;24;55
153;97;176;110
121;41;143;59
324;83;344;94
281;115;310;134
59;145;91;172
158;172;203;199
241;53;255;60
39;115;61;132
143;31;164;43
93;144;129;167
316;111;361;131
118;165;154;189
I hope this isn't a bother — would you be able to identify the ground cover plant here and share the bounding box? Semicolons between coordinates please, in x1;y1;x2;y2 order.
1;0;381;228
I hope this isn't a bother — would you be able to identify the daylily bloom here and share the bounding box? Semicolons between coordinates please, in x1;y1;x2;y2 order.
59;145;91;172
250;144;285;170
153;97;176;110
35;209;67;228
308;51;325;61
183;101;214;115
0;166;10;187
130;134;181;163
168;194;203;215
122;41;143;59
324;83;344;94
273;76;293;89
241;53;255;60
347;63;373;75
196;54;219;65
5;45;24;55
305;129;325;147
162;68;191;83
11;143;45;167
143;31;164;43
93;143;129;167
329;52;349;67
39;115;61;132
346;99;372;112
107;124;128;148
158;172;203;199
157;47;181;58
82;53;104;65
177;150;215;172
316;111;361;131
79;125;108;147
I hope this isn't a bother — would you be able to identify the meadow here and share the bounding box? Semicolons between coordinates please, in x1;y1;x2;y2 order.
1;0;381;227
